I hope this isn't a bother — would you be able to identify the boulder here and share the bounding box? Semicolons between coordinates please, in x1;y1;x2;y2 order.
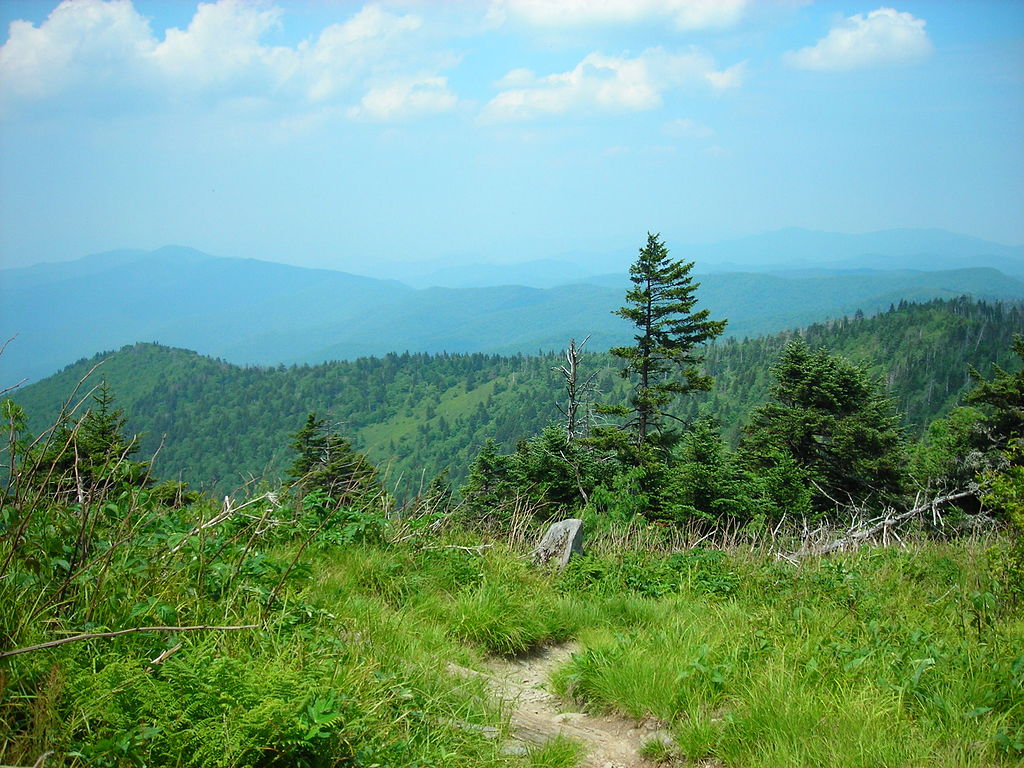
533;518;584;569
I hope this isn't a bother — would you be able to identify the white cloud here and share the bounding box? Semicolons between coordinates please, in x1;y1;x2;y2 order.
299;5;424;103
489;0;748;31
348;75;458;121
152;0;290;93
705;60;745;89
492;67;536;90
0;0;458;120
482;48;741;122
0;0;155;102
783;7;932;71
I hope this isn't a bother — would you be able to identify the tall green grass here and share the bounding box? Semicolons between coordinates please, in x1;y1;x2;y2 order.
550;541;1023;767
0;487;517;766
4;465;1020;767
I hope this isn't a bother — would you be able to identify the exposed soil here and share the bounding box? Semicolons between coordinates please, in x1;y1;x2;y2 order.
449;642;673;768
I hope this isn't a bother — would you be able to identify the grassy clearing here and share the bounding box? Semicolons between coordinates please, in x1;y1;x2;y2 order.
358;378;499;457
299;521;1022;767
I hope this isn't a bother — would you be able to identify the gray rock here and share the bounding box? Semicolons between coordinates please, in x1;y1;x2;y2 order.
533;519;584;569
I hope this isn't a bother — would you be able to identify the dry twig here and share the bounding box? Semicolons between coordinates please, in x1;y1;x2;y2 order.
0;624;257;660
421;544;493;554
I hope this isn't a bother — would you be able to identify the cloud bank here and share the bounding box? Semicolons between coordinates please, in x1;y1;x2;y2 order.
482;49;744;122
488;0;749;31
0;0;933;128
0;0;458;120
784;7;932;71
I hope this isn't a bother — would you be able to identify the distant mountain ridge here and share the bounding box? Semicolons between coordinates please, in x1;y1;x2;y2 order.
675;228;1024;277
3;229;1024;384
358;228;1024;286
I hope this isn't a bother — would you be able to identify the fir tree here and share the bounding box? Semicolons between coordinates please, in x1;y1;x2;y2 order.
24;381;150;499
605;232;726;450
966;334;1024;452
287;413;379;504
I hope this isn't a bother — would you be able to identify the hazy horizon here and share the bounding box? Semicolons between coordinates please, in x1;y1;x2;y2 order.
3;224;1024;279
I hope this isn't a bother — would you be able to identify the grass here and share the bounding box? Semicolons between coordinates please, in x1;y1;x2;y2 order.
358;378;500;457
300;521;1022;767
525;736;585;768
548;541;1023;767
3;478;1020;766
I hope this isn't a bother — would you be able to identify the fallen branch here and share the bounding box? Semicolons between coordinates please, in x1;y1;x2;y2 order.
0;624;257;660
145;642;183;673
802;490;975;558
421;544;493;554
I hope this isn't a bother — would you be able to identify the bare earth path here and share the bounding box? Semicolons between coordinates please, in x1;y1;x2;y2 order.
450;643;671;768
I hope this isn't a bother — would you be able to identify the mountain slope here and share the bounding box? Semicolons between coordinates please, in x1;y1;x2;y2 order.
0;247;411;384
4;244;1024;386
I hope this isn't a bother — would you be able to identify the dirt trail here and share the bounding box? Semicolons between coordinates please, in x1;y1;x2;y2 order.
450;643;671;768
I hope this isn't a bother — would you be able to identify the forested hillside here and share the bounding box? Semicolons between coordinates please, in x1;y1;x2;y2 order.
13;297;1023;496
6;252;1024;768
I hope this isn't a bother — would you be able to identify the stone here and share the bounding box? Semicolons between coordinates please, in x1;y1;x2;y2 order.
533;518;584;569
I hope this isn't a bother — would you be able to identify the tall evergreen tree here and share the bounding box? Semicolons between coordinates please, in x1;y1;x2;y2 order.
606;233;727;450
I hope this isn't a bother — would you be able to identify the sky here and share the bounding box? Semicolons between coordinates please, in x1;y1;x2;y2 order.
0;0;1022;273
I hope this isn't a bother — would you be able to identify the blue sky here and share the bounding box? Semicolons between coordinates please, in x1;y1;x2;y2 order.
0;0;1021;273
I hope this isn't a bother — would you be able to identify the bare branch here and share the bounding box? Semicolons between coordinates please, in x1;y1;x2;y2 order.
800;490;976;558
0;624;258;660
421;544;493;554
552;336;597;440
168;492;279;554
0;378;28;398
145;642;183;672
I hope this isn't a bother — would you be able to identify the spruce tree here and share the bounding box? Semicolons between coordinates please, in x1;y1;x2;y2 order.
607;232;727;450
23;381;149;498
741;339;906;514
966;334;1024;452
287;413;379;504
